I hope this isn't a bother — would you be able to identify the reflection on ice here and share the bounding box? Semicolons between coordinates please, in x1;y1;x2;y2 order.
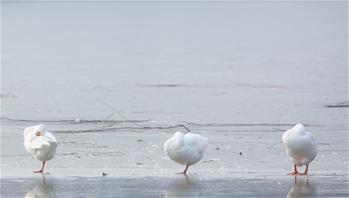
287;177;317;198
25;174;55;198
165;175;200;198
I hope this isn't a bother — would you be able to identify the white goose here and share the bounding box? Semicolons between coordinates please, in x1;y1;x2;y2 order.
24;124;57;173
282;124;317;176
164;131;208;174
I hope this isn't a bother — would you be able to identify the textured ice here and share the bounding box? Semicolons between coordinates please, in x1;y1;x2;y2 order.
1;1;348;197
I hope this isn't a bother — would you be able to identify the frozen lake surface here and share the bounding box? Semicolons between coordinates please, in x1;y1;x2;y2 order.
1;1;348;197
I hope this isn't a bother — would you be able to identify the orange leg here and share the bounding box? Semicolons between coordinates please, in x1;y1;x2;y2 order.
288;164;300;176
177;165;189;175
34;161;46;173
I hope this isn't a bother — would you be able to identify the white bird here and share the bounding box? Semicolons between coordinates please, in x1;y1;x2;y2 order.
164;131;208;174
282;124;317;176
24;124;57;173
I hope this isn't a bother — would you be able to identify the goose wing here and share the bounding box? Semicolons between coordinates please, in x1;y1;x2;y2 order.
285;133;316;159
184;133;208;153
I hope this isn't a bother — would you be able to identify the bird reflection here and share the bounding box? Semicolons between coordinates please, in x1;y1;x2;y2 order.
287;176;317;198
165;175;200;198
25;173;55;198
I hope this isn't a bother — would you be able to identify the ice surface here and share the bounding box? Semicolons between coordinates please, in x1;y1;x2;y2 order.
1;1;348;197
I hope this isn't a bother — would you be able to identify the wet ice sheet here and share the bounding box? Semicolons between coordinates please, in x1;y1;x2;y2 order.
1;175;348;198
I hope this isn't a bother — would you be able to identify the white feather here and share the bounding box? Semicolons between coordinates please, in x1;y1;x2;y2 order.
23;124;57;162
164;131;208;166
282;124;317;166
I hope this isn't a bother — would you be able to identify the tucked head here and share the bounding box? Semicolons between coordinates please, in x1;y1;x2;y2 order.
23;124;45;138
293;124;305;130
291;124;307;134
174;131;184;137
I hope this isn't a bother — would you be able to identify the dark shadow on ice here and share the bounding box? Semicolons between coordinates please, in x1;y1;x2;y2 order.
25;174;55;198
325;101;349;108
287;176;317;198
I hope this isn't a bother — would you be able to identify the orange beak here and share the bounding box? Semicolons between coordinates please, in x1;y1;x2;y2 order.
35;131;42;136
